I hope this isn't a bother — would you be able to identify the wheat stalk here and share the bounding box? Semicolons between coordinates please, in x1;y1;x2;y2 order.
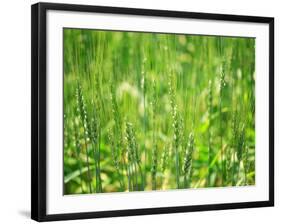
183;132;195;188
76;82;93;193
169;73;182;189
125;122;144;191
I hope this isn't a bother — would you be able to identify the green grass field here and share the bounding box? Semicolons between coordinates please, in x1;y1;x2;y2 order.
63;28;255;194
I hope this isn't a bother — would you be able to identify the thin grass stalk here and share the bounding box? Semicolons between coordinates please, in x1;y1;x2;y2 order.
89;106;98;193
151;80;157;190
169;73;181;189
141;57;147;188
231;110;238;185
207;80;213;187
90;95;103;193
219;62;226;185
97;127;102;192
110;85;126;190
92;71;103;193
183;132;195;188
126;122;142;191
76;82;93;193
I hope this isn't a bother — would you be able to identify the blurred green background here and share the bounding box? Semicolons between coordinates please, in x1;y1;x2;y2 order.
63;28;255;194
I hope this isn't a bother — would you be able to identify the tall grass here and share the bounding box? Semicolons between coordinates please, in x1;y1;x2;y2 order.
63;29;255;194
169;72;183;189
76;82;93;193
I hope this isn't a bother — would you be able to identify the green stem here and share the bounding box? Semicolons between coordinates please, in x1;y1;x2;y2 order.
84;141;92;193
175;146;180;189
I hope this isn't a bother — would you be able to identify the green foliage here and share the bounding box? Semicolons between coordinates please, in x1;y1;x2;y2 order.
63;29;255;194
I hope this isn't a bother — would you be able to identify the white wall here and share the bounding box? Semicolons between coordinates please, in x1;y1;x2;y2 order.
0;0;279;223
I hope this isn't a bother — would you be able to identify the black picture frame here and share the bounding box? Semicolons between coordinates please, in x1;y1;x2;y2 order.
31;2;274;222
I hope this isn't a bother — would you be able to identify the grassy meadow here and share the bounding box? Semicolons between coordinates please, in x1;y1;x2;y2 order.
63;28;255;194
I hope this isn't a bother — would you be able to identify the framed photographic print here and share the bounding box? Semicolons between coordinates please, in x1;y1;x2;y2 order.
31;2;274;222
